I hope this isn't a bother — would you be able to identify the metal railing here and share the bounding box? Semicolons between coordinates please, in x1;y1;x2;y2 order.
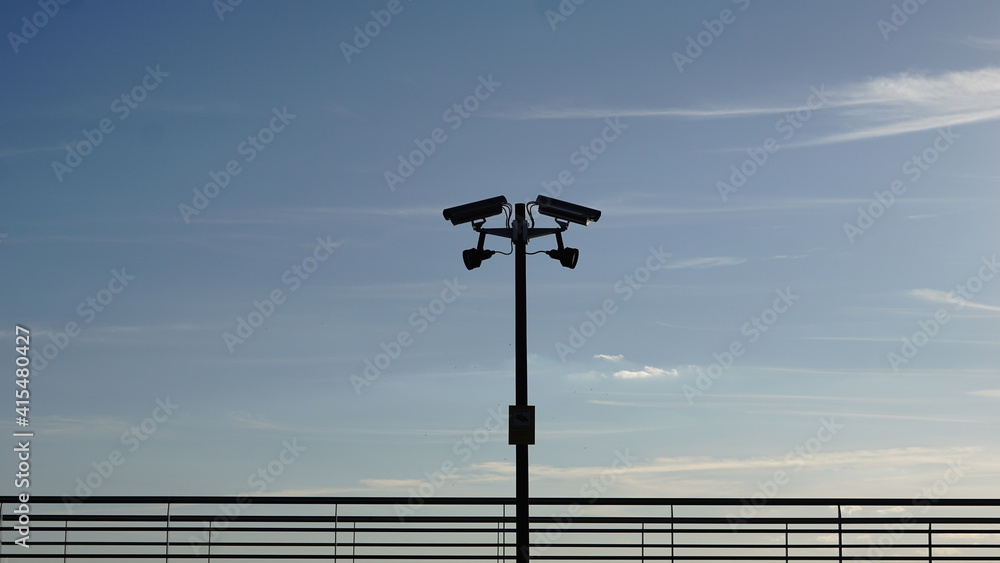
1;496;998;561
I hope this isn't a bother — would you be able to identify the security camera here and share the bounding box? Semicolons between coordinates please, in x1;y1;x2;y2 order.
533;195;601;226
443;196;509;226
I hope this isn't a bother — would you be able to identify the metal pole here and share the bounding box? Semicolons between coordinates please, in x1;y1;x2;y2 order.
514;203;529;563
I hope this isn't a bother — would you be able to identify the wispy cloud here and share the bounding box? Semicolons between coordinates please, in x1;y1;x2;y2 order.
908;288;1000;313
740;410;977;424
964;36;1000;51
599;198;880;218
144;99;246;116
493;105;815;120
31;415;129;436
808;67;1000;145
280;205;442;219
360;478;425;488
494;67;1000;146
326;103;362;119
663;256;746;269
0;144;64;158
631;446;980;475
796;336;904;342
612;365;679;379
367;446;985;497
968;389;1000;399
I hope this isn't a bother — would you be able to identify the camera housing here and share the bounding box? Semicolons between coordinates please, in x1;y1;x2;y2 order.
534;195;601;226
442;196;508;226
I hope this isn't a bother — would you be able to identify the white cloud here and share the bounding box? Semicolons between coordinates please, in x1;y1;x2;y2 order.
593;354;623;361
809;67;1000;145
908;288;1000;313
907;288;953;305
877;506;908;515
494;67;1000;146
612;366;679;379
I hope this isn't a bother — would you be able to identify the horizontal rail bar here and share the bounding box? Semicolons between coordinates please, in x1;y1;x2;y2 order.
13;495;1000;505
2;497;997;562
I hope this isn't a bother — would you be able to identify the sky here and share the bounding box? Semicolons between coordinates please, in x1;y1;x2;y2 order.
2;0;1000;513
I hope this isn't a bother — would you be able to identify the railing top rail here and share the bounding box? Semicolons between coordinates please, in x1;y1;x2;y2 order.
5;496;999;506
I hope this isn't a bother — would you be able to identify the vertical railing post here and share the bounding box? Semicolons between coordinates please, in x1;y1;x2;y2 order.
837;505;843;563
641;521;645;562
928;521;933;563
499;502;505;563
785;522;789;563
670;504;674;562
165;502;172;563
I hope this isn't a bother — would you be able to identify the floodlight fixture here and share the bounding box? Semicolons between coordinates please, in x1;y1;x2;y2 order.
462;247;495;270
546;247;579;269
534;195;601;226
544;230;579;269
443;195;508;226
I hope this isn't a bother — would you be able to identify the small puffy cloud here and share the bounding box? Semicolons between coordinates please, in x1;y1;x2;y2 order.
907;288;952;304
594;354;623;361
613;366;679;379
877;506;908;515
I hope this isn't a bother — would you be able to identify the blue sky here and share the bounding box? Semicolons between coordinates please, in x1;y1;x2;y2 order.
2;0;1000;508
